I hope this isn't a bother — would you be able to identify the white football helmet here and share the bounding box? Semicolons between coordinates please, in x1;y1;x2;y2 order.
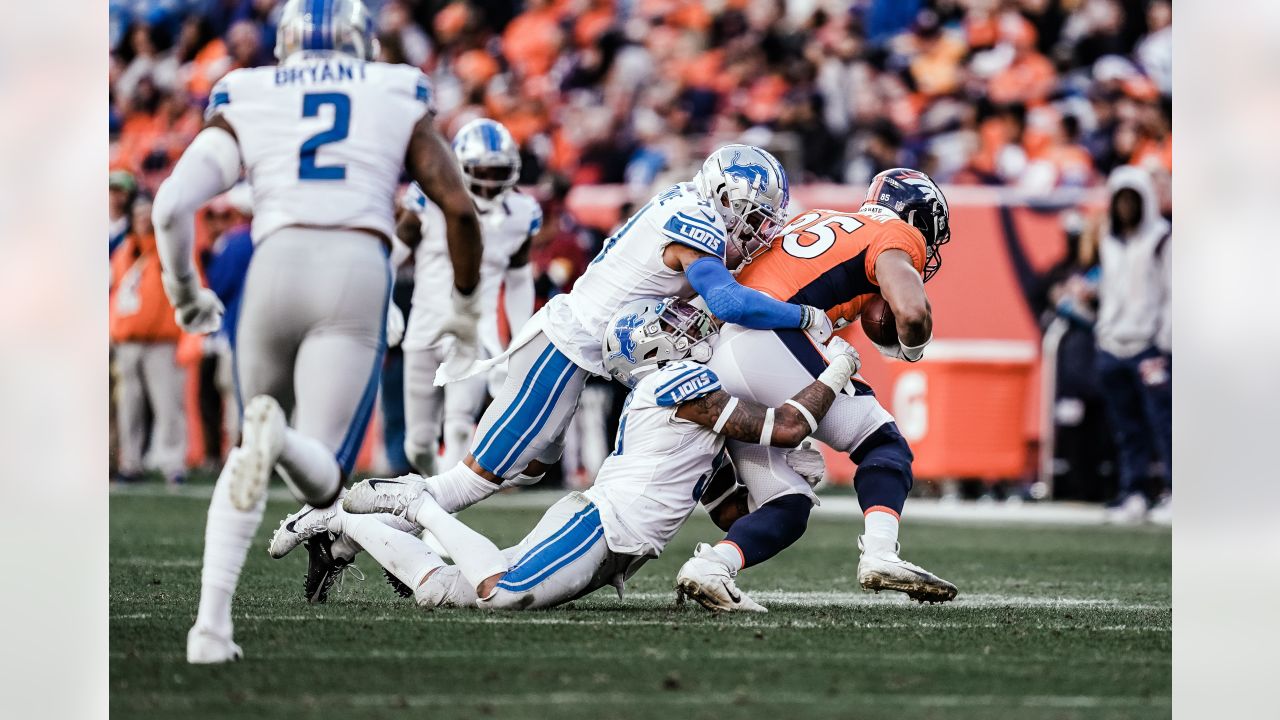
692;144;790;268
275;0;379;62
452;118;522;209
603;297;719;388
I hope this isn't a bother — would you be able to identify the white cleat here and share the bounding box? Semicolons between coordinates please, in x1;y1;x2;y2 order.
343;476;428;518
186;625;243;664
675;543;767;613
230;395;285;511
1148;494;1172;526
268;504;334;559
857;535;958;604
1105;493;1149;525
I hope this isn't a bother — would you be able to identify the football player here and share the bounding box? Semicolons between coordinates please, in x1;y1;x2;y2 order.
150;0;484;663
396;145;834;528
674;167;959;610
283;298;861;611
397;118;540;476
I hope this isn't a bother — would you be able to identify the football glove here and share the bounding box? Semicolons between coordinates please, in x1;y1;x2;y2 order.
162;273;224;335
800;305;833;343
817;336;861;393
434;288;482;378
873;334;929;362
785;441;827;488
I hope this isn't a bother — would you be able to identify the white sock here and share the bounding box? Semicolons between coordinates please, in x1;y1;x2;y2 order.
423;463;500;513
862;509;900;554
712;542;745;573
340;512;445;590
278;429;340;505
194;449;265;636
412;494;509;591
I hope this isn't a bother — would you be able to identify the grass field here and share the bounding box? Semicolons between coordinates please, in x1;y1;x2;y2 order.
110;483;1171;720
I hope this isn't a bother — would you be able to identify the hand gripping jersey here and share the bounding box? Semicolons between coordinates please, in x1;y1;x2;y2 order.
209;53;434;246
401;184;541;356
543;183;728;375
583;361;728;557
737;207;927;325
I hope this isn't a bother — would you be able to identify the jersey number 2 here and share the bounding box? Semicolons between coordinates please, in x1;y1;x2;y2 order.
299;92;350;180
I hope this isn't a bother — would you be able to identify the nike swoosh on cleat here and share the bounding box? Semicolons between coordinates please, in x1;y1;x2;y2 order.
285;508;314;533
367;479;402;490
722;581;741;604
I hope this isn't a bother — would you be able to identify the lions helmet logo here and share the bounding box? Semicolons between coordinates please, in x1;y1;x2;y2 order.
608;313;645;363
723;151;771;191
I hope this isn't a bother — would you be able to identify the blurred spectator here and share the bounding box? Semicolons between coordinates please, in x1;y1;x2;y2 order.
1094;166;1172;524
109;170;138;256
194;194;254;465
109;195;189;484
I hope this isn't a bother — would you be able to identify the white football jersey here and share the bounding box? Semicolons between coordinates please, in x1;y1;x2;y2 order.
210;53;434;245
400;185;541;356
543;182;729;375
583;361;728;557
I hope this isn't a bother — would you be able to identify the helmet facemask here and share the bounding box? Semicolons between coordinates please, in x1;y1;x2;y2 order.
604;298;720;388
462;160;520;202
905;199;950;282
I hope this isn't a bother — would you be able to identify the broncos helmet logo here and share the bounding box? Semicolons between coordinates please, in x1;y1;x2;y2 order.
723;151;771;190
608;313;645;363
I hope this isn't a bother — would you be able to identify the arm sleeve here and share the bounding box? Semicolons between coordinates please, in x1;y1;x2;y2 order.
152;127;242;282
686;257;804;330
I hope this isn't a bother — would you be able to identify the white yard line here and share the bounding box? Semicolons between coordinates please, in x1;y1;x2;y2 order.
112;483;1130;527
114;689;1169;709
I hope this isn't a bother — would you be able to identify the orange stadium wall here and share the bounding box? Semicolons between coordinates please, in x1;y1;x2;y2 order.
182;185;1084;483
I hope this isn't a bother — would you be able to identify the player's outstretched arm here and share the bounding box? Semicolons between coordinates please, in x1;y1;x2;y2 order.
675;338;861;447
405;115;482;294
875;249;932;357
666;244;833;341
152;115;242;334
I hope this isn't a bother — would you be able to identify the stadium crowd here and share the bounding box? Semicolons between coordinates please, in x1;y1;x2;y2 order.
108;0;1172;513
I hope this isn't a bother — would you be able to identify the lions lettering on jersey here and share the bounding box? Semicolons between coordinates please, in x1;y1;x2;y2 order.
654;362;722;407
661;208;726;259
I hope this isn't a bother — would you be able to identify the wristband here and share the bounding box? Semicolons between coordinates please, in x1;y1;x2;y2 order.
758;408;775;445
784;399;818;433
901;333;931;362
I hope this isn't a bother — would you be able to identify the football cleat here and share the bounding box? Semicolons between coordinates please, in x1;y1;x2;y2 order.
269;503;324;559
229;395;285;511
342;476;428;518
302;528;362;604
186;625;243;664
857;535;958;603
1148;493;1172;526
414;565;477;609
1105;492;1149;525
675;543;767;613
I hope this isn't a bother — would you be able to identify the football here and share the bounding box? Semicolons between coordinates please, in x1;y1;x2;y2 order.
859;295;898;346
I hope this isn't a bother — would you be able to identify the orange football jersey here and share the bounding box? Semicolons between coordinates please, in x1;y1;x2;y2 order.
737;208;927;325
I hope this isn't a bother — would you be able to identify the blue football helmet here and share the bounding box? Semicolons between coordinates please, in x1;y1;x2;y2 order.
693;144;791;268
863;167;951;282
452;118;522;205
603;297;719;388
275;0;379;62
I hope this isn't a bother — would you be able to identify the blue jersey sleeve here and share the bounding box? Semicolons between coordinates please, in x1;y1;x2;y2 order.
653;362;722;407
685;257;805;330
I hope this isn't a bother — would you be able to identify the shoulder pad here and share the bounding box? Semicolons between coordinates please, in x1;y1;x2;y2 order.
402;182;428;212
660;205;727;260
651;362;721;407
206;76;233;120
508;193;543;235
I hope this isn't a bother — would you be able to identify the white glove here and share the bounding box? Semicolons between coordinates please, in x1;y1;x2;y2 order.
785;440;827;488
816;336;861;393
800;305;833;343
162;274;224;335
434;288;482;378
385;303;405;348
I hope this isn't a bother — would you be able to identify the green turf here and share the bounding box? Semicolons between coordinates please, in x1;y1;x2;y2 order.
110;485;1171;720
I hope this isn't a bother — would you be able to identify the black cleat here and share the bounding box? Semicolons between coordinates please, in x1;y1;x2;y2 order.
303;534;351;604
